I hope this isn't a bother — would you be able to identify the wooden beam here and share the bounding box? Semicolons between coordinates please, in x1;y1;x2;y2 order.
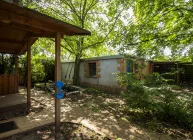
19;37;37;55
55;32;61;140
30;32;56;38
0;49;19;54
0;9;73;35
0;1;91;36
0;22;53;35
0;46;21;54
0;38;22;45
27;37;31;108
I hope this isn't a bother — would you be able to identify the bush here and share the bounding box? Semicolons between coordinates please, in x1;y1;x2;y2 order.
19;55;54;86
118;72;193;129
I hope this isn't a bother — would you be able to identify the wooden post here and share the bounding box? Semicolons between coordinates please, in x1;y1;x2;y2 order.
55;32;61;140
27;37;31;108
2;53;4;74
14;55;19;92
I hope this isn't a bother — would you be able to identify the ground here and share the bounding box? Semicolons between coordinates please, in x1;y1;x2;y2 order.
4;86;193;140
6;122;109;140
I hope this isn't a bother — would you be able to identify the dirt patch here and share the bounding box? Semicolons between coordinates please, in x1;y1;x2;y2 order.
5;122;110;140
3;86;193;139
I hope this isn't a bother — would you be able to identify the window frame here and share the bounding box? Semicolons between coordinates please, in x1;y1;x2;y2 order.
88;62;97;77
84;60;100;78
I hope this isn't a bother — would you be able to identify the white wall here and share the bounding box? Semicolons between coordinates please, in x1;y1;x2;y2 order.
61;62;74;83
79;59;120;87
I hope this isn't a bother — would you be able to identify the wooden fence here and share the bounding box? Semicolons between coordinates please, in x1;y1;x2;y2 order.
0;74;19;95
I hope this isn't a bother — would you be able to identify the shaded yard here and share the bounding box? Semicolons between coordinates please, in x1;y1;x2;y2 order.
4;85;193;140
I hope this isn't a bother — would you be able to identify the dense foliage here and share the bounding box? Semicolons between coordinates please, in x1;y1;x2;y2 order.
21;0;124;85
117;72;193;130
0;54;15;74
111;0;193;61
18;0;193;84
19;39;55;86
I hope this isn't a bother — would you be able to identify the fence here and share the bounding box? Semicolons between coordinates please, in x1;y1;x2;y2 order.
0;74;19;95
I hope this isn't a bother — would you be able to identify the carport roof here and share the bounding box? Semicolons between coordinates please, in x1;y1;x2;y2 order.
0;1;91;54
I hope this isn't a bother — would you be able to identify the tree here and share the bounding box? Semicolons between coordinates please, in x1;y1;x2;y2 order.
19;39;55;86
111;0;193;61
21;0;124;85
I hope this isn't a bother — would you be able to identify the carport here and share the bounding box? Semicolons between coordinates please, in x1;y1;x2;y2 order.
0;1;90;139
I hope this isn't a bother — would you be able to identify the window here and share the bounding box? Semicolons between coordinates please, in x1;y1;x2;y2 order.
89;62;96;77
84;61;100;78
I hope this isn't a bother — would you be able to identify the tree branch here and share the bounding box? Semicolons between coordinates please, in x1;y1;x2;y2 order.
125;32;193;46
49;7;76;24
84;0;99;18
80;0;83;16
82;10;123;50
63;0;82;21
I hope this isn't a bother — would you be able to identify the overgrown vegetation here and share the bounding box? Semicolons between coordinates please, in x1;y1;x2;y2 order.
117;71;193;132
19;57;54;86
0;54;15;74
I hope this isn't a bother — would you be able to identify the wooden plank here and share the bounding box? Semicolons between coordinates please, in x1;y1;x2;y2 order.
30;33;56;38
0;75;3;95
19;37;37;55
14;56;19;92
0;9;73;36
0;3;90;35
0;22;46;34
27;37;31;108
4;75;8;94
55;32;61;140
0;1;91;39
0;38;22;45
15;75;19;92
0;45;22;54
0;103;27;115
9;75;14;93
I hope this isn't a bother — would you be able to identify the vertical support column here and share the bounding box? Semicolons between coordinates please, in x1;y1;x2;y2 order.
2;53;4;74
14;55;19;92
55;32;61;140
27;37;31;108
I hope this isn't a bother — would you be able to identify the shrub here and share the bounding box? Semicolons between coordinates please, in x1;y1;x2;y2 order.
83;87;102;94
118;72;193;129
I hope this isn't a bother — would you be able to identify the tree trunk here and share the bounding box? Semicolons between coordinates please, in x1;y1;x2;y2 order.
73;37;84;86
73;55;81;85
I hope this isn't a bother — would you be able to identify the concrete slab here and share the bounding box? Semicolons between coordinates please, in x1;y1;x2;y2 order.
0;129;21;139
38;119;54;126
0;116;53;139
0;93;26;108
